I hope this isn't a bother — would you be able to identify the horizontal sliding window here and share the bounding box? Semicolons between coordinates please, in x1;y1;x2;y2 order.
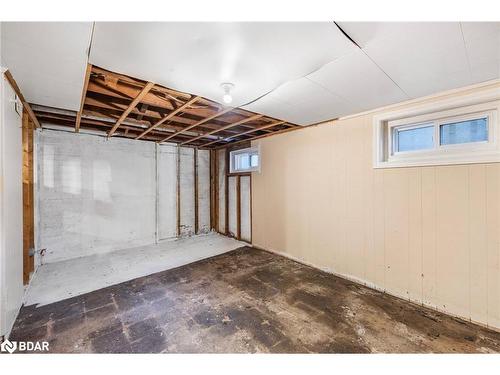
393;124;434;153
374;98;500;168
440;117;488;145
230;146;260;173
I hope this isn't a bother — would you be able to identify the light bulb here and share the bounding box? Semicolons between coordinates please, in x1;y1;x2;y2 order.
223;93;232;104
220;83;234;105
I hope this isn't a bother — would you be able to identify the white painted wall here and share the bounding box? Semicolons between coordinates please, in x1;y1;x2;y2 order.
157;144;177;240
197;149;211;233
240;176;251;242
36;131;211;264
0;68;24;338
228;176;237;237
217;149;226;233
37;130;157;263
179;147;195;236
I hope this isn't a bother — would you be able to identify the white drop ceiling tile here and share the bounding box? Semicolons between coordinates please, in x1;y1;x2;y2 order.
307;49;408;112
1;22;93;110
243;77;355;125
460;22;500;41
90;22;358;108
338;22;462;51
338;22;476;99
461;22;500;81
470;60;500;83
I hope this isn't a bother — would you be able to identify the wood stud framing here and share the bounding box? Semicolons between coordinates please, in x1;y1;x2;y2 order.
4;70;41;129
236;175;241;240
194;148;199;234
176;145;181;237
30;65;300;148
75;64;92;132
22;110;35;284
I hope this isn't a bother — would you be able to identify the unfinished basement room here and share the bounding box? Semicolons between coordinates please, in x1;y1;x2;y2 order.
1;8;500;367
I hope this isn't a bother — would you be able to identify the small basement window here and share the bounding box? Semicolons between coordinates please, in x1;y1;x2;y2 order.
229;146;260;173
374;98;500;168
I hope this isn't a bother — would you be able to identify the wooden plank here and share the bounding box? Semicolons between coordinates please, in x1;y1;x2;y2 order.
194;148;199;234
213;149;219;232
75;64;92;132
136;96;200;140
204;120;285;147
209;149;215;231
22;110;35;284
178;149;184;236
236;175;241;240
159;106;233;143
249;174;253;244
108;81;155;137
216;123;298;149
225;148;229;235
180;114;263;146
4;70;41;128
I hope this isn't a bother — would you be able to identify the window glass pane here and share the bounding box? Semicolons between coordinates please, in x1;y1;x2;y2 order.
250;154;259;168
395;124;434;152
440;118;488;145
235;153;250;170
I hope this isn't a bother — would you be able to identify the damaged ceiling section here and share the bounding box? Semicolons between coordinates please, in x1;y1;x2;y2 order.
1;21;499;142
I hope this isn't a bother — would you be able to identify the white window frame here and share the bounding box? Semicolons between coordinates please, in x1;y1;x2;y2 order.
374;87;500;168
229;146;260;173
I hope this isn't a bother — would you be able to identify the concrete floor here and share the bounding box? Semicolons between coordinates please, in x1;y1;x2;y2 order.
10;246;500;353
25;233;245;306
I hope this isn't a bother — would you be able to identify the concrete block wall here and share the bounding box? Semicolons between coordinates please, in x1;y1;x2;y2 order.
36;129;211;264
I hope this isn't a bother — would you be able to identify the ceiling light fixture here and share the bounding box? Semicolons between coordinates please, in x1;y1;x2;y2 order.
221;83;234;104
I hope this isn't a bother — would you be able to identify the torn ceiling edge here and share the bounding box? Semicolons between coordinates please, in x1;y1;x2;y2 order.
30;65;300;148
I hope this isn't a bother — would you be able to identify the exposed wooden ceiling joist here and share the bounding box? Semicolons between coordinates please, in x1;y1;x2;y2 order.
34;65;301;147
202;120;286;147
159;106;234;143
181;114;264;146
108;81;155;137
135;95;200;140
215;122;296;149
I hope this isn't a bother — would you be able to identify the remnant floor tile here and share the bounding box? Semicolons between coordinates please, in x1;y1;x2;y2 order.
11;247;500;353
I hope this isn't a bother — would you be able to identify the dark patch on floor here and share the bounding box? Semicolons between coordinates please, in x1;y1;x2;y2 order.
9;246;500;353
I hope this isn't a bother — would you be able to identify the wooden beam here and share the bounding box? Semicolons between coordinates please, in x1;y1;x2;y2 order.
225;148;229;236
108;81;155;137
176;145;181;237
209;149;216;231
136;96;200;140
236;175;241;240
181;114;263;146
22;110;35;284
218;124;299;149
194;148;199;234
4;70;41;128
202;120;285;147
75;64;92;132
249;174;253;243
159;106;233;143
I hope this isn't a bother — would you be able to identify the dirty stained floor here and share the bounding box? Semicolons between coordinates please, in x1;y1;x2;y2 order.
10;247;500;353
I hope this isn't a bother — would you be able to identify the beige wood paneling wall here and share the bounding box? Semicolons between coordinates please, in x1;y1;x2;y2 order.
252;83;500;330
